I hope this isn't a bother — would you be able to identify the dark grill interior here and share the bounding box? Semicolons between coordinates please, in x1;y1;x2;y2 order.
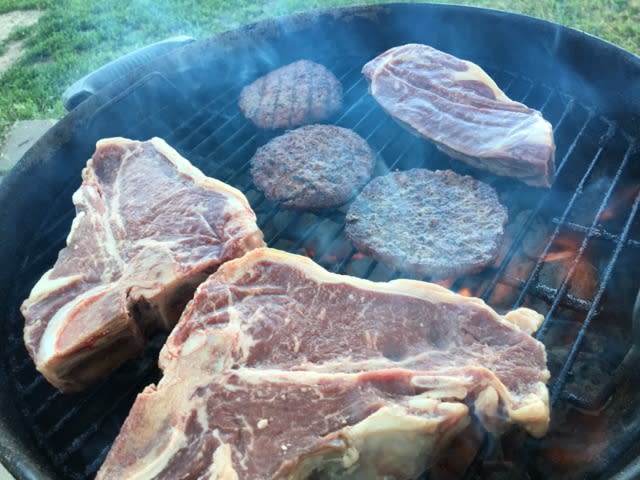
3;11;640;479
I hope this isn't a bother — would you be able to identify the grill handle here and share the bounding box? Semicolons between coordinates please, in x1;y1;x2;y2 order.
62;35;195;110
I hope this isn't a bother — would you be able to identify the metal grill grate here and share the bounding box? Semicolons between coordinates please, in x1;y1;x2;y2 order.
4;54;640;479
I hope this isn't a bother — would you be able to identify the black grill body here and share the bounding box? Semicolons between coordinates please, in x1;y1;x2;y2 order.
1;4;639;479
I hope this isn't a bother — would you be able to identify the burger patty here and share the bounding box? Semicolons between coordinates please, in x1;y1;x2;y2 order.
250;125;376;211
239;60;343;130
345;169;508;279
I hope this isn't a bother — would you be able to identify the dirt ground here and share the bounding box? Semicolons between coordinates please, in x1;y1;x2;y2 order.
0;10;43;76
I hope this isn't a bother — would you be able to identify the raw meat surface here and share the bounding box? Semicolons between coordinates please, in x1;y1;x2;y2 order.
251;124;376;210
363;44;556;187
98;248;550;479
21;137;265;392
239;59;343;130
345;168;508;279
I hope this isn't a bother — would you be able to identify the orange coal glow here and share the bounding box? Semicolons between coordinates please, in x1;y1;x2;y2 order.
457;288;473;297
542;235;580;263
435;279;454;289
598;185;639;222
543;250;575;262
598;208;615;221
303;247;317;258
352;252;365;260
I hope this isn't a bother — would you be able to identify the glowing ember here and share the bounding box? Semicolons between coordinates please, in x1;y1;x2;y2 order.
458;287;473;297
543;250;575;262
434;279;454;289
598;185;640;222
598;208;615;221
542;236;579;263
352;252;365;260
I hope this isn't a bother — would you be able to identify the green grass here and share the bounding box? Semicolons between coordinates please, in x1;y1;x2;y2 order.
0;0;638;139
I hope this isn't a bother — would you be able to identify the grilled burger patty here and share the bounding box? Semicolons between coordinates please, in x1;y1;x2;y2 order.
250;124;376;211
239;59;343;130
345;169;508;279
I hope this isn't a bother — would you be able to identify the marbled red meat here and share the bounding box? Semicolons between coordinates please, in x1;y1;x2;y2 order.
21;137;264;392
363;44;556;187
98;248;550;479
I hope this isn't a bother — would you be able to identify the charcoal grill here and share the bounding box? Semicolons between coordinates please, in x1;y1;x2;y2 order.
1;3;639;479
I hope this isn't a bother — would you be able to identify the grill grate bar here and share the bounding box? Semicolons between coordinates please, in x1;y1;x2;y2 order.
501;274;593;312
554;219;640;248
18;373;47;396
535;136;631;342
20;210;76;274
479;103;591;301
42;388;108;440
312;135;422;263
50;366;158;466
85;445;111;478
513;121;616;312
537;87;556;113
263;211;303;244
32;390;62;420
190;112;252;157
173;87;240;148
462;430;497;479
222;76;373;190
548;143;639;404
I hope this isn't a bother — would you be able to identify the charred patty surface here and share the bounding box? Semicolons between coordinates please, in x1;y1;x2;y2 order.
345;169;508;279
251;125;376;211
239;60;343;130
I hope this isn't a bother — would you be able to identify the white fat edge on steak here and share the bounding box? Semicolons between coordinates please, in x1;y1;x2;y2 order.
206;248;544;337
448;63;553;152
35;283;115;365
367;44;554;157
81;157;127;267
112;359;229;480
213;368;469;479
289;356;545;406
206;444;239;480
272;359;547;438
22;207;91;313
283;406;469;480
187;248;549;436
157;290;261;373
100;137;254;210
115;424;190;480
22;271;84;359
104;137;264;255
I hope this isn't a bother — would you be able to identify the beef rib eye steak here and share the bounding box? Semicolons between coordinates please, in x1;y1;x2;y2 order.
21;137;265;392
362;44;556;187
97;248;549;479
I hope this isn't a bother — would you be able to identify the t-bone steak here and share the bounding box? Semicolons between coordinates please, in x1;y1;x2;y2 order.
97;248;550;479
362;44;556;187
21;137;265;392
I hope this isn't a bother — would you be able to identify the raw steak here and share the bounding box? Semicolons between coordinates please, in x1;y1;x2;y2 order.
21;137;265;392
98;248;550;479
363;44;556;187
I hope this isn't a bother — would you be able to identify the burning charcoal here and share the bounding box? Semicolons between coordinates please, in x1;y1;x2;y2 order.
494;210;549;265
535;402;609;479
539;254;599;300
